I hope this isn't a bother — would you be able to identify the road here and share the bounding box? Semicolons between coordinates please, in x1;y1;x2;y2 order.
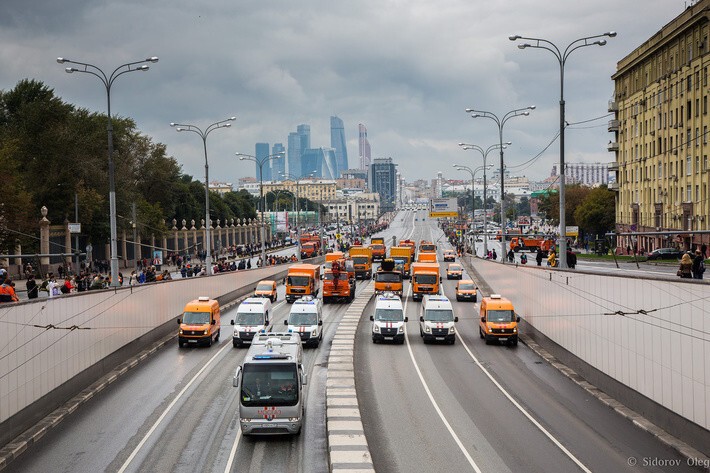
6;211;701;472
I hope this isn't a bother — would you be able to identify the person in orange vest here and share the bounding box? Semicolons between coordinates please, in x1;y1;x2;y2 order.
0;278;19;302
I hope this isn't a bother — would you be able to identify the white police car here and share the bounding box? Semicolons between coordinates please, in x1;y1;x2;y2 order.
284;296;323;347
370;292;407;344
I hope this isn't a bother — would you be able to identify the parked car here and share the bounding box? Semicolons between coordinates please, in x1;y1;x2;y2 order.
647;248;683;260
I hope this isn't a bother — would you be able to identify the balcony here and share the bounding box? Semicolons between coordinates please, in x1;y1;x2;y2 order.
608;162;619;171
609;181;619;191
608;100;618;112
608;119;620;132
607;141;619;152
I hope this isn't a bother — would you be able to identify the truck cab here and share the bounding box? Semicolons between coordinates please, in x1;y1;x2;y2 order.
322;259;355;303
419;295;458;344
374;258;403;296
479;294;520;346
370;293;407;344
410;262;441;301
284;296;323;346
286;264;321;303
349;246;373;279
233;333;307;435
231;297;272;348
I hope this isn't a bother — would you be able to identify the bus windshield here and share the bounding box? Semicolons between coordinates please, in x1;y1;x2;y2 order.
425;309;454;322
241;363;299;407
487;309;515;323
182;311;210;325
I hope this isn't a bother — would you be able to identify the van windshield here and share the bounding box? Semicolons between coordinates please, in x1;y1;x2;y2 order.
236;311;264;325
289;312;318;326
241;363;298;407
256;283;274;291
182;311;210;325
487;309;515;322
287;276;310;287
459;283;476;290
425;309;454;322
376;272;401;282
375;308;404;321
415;274;437;285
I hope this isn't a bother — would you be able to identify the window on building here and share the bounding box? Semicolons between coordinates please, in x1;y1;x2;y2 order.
687;156;692;176
687;185;692;202
697;98;700;117
687;101;692;121
688;74;693;91
696;71;701;90
697;128;701;146
705;126;708;144
687;128;692;147
705;155;708;171
696;185;700;201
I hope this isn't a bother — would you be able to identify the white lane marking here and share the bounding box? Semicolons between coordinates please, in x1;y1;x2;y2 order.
224;429;242;473
117;342;232;473
402;284;483;473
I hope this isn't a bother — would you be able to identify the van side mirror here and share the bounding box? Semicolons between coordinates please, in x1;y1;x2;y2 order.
230;320;235;325
302;372;308;385
369;315;374;321
284;320;288;325
454;317;459;323
439;276;443;283
419;316;424;322
264;320;269;326
177;318;181;324
232;367;241;388
516;316;521;323
404;317;409;322
480;316;486;322
211;319;215;325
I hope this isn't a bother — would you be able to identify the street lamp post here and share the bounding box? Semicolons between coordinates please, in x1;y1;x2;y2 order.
458;142;510;256
509;32;615;268
466;106;534;263
170;117;236;275
57;56;158;287
280;171;316;260
237;152;285;267
453;164;493;255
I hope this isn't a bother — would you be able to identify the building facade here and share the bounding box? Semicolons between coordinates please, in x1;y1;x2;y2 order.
369;157;397;213
272;143;285;181
358;123;371;170
326;193;381;223
565;163;609;186
330;116;349;174
262;180;337;203
610;0;710;253
287;132;301;177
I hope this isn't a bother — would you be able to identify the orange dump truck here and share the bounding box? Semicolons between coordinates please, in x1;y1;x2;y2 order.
370;237;386;261
410;262;441;301
322;259;355;303
286;264;321;303
417;252;437;263
400;239;417;261
374;259;403;296
390;246;413;278
349;245;373;279
509;236;555;252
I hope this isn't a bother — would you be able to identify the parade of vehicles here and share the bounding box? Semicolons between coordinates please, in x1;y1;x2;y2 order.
410;262;441;301
284;296;323;346
231;297;272;347
455;279;478;302
442;249;456;262
371;293;407;344
322;259;355;303
286;264;321;303
254;280;278;302
177;296;221;347
419;295;458;344
374;259;404;296
390;246;413;278
446;263;464;280
509;236;555;252
349;245;373;279
233;333;307;435
370;237;386;261
479;294;520;346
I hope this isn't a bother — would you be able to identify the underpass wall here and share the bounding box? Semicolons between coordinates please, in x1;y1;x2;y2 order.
467;257;710;452
0;260;321;446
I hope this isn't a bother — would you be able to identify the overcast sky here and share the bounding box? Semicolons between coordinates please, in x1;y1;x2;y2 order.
0;0;687;185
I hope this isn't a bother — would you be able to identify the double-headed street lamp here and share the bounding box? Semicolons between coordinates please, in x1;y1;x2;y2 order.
170;117;236;275
458;142;510;256
465;106;534;263
57;56;158;287
237;152;285;266
509;32;615;267
453;163;493;254
280;171;317;260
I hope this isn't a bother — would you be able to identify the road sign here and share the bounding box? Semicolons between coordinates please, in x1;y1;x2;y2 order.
68;223;81;234
429;198;458;218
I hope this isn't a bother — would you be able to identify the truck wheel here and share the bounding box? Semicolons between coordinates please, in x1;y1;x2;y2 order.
206;335;213;347
510;336;518;346
215;329;220;342
479;328;484;339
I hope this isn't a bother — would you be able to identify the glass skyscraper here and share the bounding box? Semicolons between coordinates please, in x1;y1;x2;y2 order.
369;157;397;212
330;116;348;177
287;132;301;177
271;143;285;181
255;142;270;181
358;123;371;171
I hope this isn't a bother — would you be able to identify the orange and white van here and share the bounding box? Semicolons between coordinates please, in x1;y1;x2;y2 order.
479;294;520;346
178;296;221;347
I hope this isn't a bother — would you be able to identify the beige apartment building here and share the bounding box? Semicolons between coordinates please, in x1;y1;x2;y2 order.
610;0;710;253
262;179;337;203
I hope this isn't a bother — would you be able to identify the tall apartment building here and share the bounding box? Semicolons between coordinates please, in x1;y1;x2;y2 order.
330;116;349;174
369;157;397;213
565;163;609;186
358;123;371;170
255;142;270;181
609;0;710;253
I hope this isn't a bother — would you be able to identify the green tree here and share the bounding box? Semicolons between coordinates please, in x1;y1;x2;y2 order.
573;186;616;240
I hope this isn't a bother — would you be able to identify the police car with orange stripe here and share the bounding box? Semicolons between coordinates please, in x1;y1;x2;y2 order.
284;296;323;347
370;292;407;344
419;295;458;344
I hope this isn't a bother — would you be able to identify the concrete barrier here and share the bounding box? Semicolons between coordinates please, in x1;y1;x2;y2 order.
0;258;322;447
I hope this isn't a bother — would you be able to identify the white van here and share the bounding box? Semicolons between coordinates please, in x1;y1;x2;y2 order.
284;296;323;347
419;295;458;344
370;293;407;344
231;297;272;347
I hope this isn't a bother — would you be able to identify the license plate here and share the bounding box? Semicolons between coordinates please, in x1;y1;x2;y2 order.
188;340;197;343
262;423;272;428
384;337;394;340
435;337;445;341
499;337;508;342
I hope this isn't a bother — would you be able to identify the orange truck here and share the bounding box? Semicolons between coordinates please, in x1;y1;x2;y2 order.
390;246;413;278
410;262;441;301
322;259;355;303
324;251;346;269
417;252;437;263
370;237;386;261
509;236;555;252
349;245;373;279
300;233;322;258
400;239;417;261
374;259;403;295
419;240;436;253
286;264;321;303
